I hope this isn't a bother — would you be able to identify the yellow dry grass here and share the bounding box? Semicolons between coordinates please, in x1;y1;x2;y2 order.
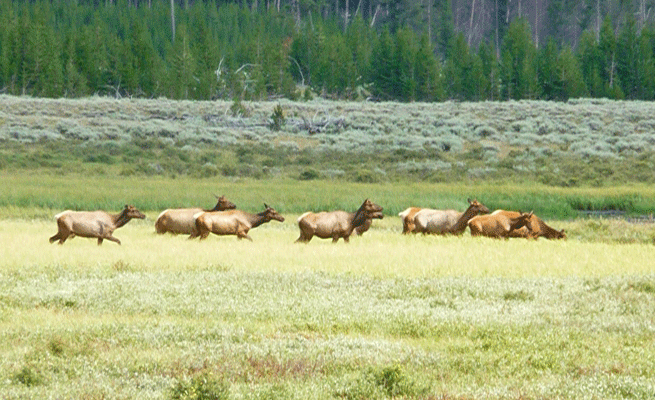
2;217;653;278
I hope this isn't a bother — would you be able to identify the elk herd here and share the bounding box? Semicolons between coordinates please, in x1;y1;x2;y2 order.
49;195;565;245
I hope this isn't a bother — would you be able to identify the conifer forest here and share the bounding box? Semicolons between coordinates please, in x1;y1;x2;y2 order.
1;0;655;102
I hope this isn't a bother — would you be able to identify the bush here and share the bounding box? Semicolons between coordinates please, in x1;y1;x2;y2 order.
353;168;385;183
13;365;44;387
333;365;424;399
298;168;320;180
269;104;285;131
169;373;229;400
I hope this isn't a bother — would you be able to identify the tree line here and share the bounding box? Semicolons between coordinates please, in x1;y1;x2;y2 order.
1;0;654;101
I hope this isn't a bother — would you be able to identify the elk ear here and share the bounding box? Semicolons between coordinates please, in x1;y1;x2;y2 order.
264;203;269;209
468;198;472;204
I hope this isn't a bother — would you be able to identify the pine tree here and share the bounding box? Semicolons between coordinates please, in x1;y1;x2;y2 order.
478;41;500;100
598;16;620;97
500;18;537;100
443;33;472;100
63;34;89;97
577;29;605;97
435;0;455;58
395;28;418;101
371;28;396;100
558;45;587;99
637;27;655;100
537;38;563;100
166;24;196;99
189;1;220;99
345;16;373;91
415;33;445;101
78;24;111;95
616;16;640;99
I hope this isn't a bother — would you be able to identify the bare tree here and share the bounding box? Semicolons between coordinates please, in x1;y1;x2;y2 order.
468;0;476;46
170;0;176;43
345;0;350;31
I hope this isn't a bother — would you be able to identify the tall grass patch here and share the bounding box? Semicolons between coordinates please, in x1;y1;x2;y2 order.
2;173;655;220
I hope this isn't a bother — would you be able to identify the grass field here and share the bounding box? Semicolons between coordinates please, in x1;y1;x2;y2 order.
1;209;655;399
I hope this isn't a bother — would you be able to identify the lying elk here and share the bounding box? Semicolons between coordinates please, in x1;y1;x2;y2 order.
504;212;566;240
467;210;534;239
413;199;490;235
295;199;384;243
190;204;284;241
155;195;236;235
49;204;146;245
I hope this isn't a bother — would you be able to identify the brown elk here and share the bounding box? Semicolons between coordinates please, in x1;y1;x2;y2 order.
295;199;384;243
49;204;146;245
504;212;566;239
467;210;534;239
398;207;423;234
190;204;284;241
354;209;384;236
413;199;491;235
155;195;236;235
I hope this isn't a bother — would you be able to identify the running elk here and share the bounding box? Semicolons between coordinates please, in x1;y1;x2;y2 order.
49;205;146;245
155;195;236;235
398;207;423;234
190;204;284;241
295;199;384;243
413;199;490;235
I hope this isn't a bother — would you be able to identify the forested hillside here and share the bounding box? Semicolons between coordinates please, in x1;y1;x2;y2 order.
1;0;654;101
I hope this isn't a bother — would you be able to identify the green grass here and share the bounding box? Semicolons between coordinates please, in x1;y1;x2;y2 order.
2;173;655;220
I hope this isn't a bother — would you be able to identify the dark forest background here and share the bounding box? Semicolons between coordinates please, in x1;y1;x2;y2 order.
1;0;655;101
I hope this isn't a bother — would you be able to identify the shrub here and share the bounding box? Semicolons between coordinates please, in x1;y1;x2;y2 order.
169;373;229;400
196;163;220;178
298;168;320;180
353;168;383;183
269;104;285;131
230;99;249;117
13;365;44;387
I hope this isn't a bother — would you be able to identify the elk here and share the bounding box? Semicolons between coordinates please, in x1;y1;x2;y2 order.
413;199;490;235
504;212;566;240
190;204;284;241
155;195;236;235
354;209;384;235
467;210;534;239
295;199;384;243
398;207;423;234
49;204;146;245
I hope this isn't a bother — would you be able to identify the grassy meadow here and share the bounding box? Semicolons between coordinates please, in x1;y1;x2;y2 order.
1;96;655;399
1;214;655;399
1;175;655;399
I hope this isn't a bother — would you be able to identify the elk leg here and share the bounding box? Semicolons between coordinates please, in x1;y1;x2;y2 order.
49;232;61;244
97;238;103;245
198;230;210;240
295;234;311;243
236;229;253;241
105;235;121;245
